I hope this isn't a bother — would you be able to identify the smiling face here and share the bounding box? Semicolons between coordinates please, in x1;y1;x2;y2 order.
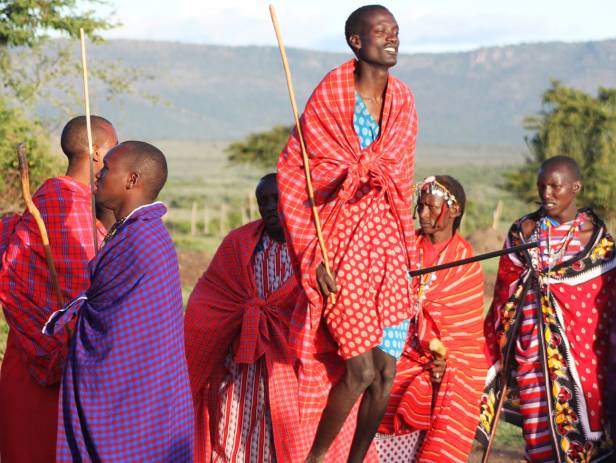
256;176;283;241
348;8;399;68
537;164;581;223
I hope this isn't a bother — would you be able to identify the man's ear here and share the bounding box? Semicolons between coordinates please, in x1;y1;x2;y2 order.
348;34;361;53
92;145;106;163
572;181;582;193
449;204;462;218
126;172;139;190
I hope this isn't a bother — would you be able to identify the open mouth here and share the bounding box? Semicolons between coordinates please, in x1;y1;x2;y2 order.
384;46;397;55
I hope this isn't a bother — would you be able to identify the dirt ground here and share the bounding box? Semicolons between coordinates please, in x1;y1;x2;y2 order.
469;443;524;462
177;249;211;290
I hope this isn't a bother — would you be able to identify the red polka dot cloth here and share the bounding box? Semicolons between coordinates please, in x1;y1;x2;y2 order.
278;59;418;361
351;92;411;359
374;431;422;463
278;58;417;461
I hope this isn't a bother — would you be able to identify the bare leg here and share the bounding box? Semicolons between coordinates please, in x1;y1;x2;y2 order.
305;350;377;463
346;347;397;463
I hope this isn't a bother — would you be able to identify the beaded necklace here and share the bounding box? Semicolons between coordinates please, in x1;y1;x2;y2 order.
529;212;582;302
529;213;582;272
101;217;127;248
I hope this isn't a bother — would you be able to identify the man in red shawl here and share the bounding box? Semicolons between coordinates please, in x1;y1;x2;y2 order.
480;156;615;462
0;115;117;463
375;175;488;463
277;5;417;462
185;174;304;462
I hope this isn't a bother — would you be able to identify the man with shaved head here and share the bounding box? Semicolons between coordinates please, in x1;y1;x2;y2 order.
185;173;303;462
482;155;615;462
43;141;194;462
278;4;417;462
0;115;117;463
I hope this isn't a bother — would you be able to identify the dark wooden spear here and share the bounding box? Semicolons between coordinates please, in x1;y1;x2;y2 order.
408;241;538;278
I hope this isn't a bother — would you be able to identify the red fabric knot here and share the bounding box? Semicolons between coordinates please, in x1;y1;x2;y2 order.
233;297;289;365
339;152;387;202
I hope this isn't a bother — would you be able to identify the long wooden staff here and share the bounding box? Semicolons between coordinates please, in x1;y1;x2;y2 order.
79;28;98;253
481;378;509;463
17;144;64;308
268;5;334;292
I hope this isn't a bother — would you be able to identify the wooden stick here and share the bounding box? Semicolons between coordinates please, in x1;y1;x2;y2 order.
481;381;509;463
17;144;64;309
79;28;98;253
269;5;334;292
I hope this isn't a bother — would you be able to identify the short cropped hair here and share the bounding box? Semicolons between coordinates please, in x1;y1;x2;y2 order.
539;155;581;181
60;115;115;160
344;5;390;48
119;141;168;200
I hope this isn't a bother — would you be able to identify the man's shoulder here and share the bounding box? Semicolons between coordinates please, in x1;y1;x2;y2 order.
225;220;263;243
510;210;542;241
33;176;88;204
390;74;413;96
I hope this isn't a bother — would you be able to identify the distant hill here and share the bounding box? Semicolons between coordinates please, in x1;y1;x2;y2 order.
62;38;616;146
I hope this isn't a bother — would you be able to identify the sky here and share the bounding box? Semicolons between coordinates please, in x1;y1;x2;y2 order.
101;0;616;54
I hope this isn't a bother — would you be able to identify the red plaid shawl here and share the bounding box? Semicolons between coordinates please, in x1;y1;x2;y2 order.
0;176;104;385
184;220;304;462
0;213;19;261
378;232;488;463
278;59;418;344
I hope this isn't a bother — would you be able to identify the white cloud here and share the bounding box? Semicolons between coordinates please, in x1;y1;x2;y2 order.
103;0;616;52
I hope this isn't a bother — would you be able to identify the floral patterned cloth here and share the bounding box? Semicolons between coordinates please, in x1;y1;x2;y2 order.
480;209;616;463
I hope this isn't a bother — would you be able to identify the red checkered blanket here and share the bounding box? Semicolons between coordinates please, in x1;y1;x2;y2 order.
184;220;304;462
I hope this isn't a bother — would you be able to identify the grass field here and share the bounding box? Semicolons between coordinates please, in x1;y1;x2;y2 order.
0;140;527;459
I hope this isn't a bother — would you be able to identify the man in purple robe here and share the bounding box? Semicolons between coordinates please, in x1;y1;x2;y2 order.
44;141;194;462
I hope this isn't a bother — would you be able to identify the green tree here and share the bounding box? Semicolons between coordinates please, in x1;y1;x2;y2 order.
0;1;120;104
505;81;616;222
0;1;149;212
0;99;60;212
226;125;292;168
0;0;112;47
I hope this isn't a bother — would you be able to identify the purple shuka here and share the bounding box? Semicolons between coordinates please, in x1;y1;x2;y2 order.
44;202;194;462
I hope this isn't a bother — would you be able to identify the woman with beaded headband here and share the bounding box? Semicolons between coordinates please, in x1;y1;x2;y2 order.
376;175;489;463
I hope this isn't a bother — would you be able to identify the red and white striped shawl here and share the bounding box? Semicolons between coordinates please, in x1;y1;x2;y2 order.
277;59;418;340
379;232;488;463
